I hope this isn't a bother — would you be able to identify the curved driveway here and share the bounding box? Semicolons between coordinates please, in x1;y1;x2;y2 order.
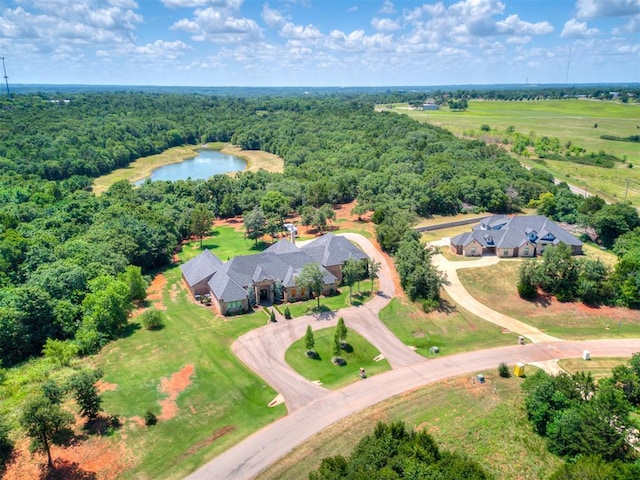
186;234;639;480
431;251;561;343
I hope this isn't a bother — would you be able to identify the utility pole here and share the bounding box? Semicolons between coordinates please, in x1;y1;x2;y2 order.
0;57;9;98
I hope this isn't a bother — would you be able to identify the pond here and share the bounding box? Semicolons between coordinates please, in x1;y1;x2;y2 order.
135;149;246;184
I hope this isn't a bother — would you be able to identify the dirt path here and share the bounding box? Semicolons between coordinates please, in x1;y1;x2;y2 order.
187;339;640;480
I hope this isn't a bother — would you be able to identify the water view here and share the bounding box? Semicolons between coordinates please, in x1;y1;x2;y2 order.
136;149;246;184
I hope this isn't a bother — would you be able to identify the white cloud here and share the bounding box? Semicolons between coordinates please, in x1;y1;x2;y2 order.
612;14;640;33
379;1;395;14
576;0;640;19
347;6;358;13
262;4;285;28
496;15;553;35
561;18;599;38
97;39;190;58
161;0;244;9
171;6;262;42
280;22;322;39
506;35;532;44
371;17;400;31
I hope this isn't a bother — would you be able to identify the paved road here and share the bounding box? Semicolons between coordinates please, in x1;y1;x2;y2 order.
186;339;640;480
431;252;561;343
232;234;423;412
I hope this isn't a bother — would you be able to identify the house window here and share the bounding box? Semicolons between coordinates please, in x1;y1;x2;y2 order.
523;247;530;256
503;249;509;256
301;288;306;296
290;289;297;297
470;247;477;256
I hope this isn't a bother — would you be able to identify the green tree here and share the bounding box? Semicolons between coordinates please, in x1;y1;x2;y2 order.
342;259;361;304
82;276;133;338
190;203;213;248
304;325;315;351
119;265;148;302
538;243;578;301
42;338;78;367
332;330;342;358
517;258;539;299
20;396;74;468
70;369;103;420
336;317;348;346
295;262;325;308
260;190;290;224
244;205;266;246
590;203;640;248
367;260;381;294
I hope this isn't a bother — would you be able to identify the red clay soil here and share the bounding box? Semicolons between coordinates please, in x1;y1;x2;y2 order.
158;364;196;421
95;380;117;394
146;273;167;310
4;428;132;480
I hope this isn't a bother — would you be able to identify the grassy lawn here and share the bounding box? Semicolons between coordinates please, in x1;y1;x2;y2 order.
286;284;374;318
97;264;286;479
457;260;640;340
415;212;490;229
256;371;560;480
379;295;521;358
558;357;630;380
180;225;267;262
285;328;391;389
383;100;640;205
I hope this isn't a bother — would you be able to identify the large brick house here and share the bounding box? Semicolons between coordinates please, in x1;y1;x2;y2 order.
450;215;583;258
180;233;369;315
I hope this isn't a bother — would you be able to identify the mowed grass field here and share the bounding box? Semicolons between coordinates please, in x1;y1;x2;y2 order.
457;259;640;340
385;100;640;205
256;370;561;480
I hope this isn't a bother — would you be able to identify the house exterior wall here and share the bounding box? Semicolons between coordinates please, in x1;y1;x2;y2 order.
450;243;463;255
462;240;482;257
517;242;536;257
183;274;210;297
326;264;343;283
220;298;249;316
322;282;338;296
498;247;517;258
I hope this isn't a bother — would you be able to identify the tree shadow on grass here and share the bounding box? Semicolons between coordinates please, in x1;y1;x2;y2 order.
436;298;457;314
83;415;122;436
342;343;353;354
40;459;97;480
118;322;141;339
528;292;552;308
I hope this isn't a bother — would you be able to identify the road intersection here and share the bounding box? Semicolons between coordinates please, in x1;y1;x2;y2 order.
187;234;639;480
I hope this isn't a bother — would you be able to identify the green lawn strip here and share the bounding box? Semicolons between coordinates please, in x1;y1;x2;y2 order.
256;371;560;480
285;328;390;389
557;357;630;380
286;286;374;318
97;265;285;479
415;212;490;228
457;260;640;340
379;296;519;358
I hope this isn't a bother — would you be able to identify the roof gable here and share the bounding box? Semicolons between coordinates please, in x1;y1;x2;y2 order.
180;249;223;287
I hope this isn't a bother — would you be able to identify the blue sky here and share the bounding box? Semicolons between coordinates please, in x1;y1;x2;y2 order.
0;0;638;86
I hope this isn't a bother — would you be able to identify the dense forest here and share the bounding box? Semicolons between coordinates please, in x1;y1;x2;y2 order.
523;355;640;479
0;91;636;369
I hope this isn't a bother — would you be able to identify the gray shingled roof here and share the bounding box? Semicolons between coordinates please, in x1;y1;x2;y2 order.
180;249;223;287
453;215;582;250
301;233;368;266
263;238;300;255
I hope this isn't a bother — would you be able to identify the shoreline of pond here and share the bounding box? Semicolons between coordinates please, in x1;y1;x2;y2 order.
91;143;284;195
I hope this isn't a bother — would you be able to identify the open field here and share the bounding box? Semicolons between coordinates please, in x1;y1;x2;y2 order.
256;370;560;480
457;260;640;340
558;357;630;380
92;142;284;195
285;328;391;389
383;100;640;205
379;295;521;358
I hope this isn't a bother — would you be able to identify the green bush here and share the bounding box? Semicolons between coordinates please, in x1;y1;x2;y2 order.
140;309;164;330
284;306;291;319
498;362;511;378
144;411;157;426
